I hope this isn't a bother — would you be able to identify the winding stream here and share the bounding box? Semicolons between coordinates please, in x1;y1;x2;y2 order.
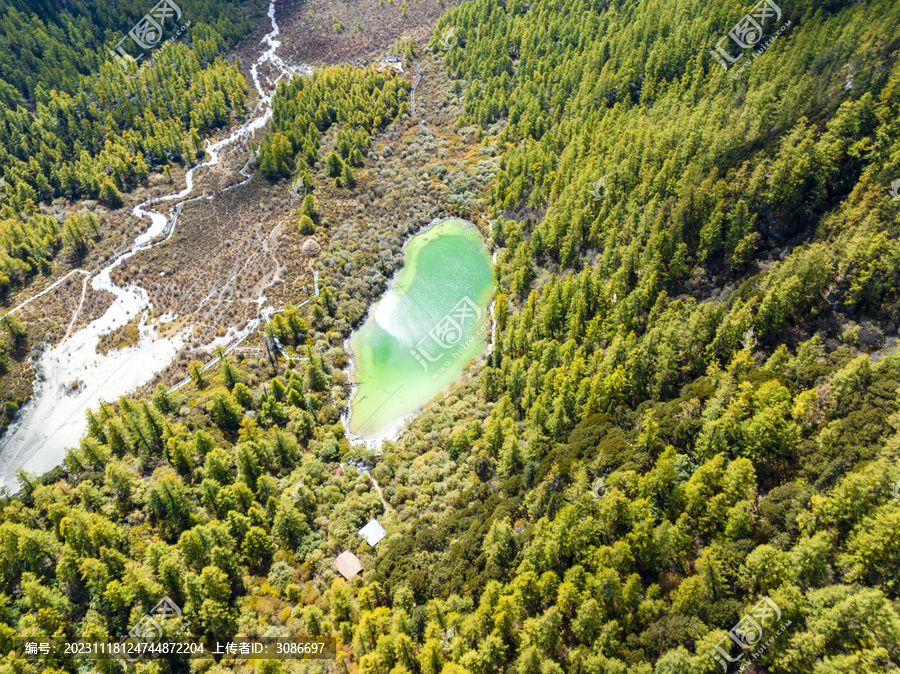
0;1;306;491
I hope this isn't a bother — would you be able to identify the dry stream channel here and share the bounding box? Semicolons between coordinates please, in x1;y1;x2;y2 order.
0;1;309;490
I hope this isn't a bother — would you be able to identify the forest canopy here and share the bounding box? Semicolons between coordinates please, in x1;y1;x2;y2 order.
0;0;899;672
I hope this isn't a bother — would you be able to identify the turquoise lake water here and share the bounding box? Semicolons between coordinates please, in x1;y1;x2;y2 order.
347;219;493;438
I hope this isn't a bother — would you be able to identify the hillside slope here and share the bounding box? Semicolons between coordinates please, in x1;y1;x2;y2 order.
0;0;899;673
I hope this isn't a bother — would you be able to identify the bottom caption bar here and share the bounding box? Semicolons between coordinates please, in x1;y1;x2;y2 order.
14;637;336;661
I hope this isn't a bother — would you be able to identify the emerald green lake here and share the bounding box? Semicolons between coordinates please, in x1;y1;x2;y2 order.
347;219;494;439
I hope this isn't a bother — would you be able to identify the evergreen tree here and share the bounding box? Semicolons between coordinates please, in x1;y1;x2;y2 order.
340;163;356;188
298;214;315;235
325;150;344;178
189;360;206;389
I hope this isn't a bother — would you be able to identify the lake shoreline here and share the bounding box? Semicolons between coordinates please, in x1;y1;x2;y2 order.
341;216;494;446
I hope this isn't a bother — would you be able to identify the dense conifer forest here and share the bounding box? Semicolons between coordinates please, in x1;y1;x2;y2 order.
0;0;899;672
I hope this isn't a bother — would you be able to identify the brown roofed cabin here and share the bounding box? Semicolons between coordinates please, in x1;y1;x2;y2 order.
335;551;362;580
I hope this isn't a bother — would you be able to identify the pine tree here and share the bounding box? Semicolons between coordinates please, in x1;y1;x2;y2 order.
325;150;344;178
305;350;329;392
298;214;315;235
153;383;173;414
207;388;243;432
340;163;356;188
98;179;123;208
1;314;27;348
189;360;206;388
301;193;317;218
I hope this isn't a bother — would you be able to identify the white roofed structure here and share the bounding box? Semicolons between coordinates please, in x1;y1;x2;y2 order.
358;519;386;547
